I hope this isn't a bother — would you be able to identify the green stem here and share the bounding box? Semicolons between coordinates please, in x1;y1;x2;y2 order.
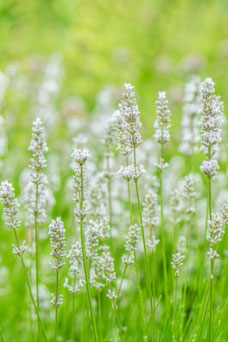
172;277;178;341
181;216;193;338
208;177;214;342
13;230;49;342
125;155;147;339
34;182;40;311
133;146;154;340
79;164;99;342
134;252;147;338
98;292;103;342
160;145;169;312
71;276;76;342
55;271;59;342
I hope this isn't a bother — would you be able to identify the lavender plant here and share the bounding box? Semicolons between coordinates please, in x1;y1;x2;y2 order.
154;91;171;311
28;117;48;313
49;217;66;342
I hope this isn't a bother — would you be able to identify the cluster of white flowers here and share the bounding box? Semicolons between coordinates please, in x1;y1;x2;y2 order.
119;164;145;182
171;252;185;277
154;91;171;145
112;110;132;156
142;190;160;252
88;175;106;220
169;189;183;225
0;181;21;230
49;217;66;271
0;181;27;256
207;212;226;260
183;175;196;216
72;148;90;222
72;148;90;165
122;224;140;265
200;78;223;178
200;160;219;179
28;118;49;223
118;83;142;149
179;76;201;156
64;242;85;294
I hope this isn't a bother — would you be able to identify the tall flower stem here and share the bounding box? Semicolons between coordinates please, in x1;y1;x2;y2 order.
55;270;59;342
34;182;40;311
160;146;169;312
71;276;76;342
79;164;99;342
172;277;177;341
98;292;103;342
13;230;49;342
126;155;147;339
133;147;154;340
208;177;214;341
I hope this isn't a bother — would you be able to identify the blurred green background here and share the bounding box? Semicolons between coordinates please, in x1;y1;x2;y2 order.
0;0;228;125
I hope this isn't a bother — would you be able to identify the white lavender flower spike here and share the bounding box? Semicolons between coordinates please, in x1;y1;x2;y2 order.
154;91;171;145
200;77;223;159
49;217;66;271
200;160;219;178
71;148;90;165
0;181;21;230
171;252;185;277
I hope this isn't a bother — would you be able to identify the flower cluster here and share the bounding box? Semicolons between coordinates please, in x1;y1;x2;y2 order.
143;190;160;252
154;91;171;145
207;212;225;260
114;83;142;157
29;118;48;182
200;78;223;179
171;252;185;277
200;160;219;179
64;242;85;294
122;224;140;265
112;110;132;156
200;78;223;158
0;181;21;230
183;175;196;216
179;76;201;156
49;217;66;271
28;118;49;223
72;148;90;165
119;164;145;182
72;148;90;222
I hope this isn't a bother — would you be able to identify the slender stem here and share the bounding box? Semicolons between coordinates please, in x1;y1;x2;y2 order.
134;252;146;337
71;276;76;342
125;155;147;339
172;277;178;341
98;292;103;342
208;177;214;342
133;146;154;339
13;230;49;342
34;182;40;311
117;264;128;297
79;164;99;342
55;271;59;342
181;215;193;338
160;145;169;312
